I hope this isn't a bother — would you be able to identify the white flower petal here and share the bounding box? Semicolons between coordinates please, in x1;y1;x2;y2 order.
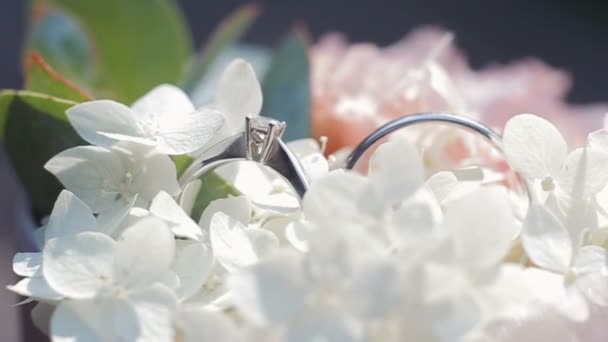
51;299;117;342
44;146;127;212
96;132;156;146
155;109;224;155
119;144;181;204
425;170;481;204
389;192;441;240
150;191;202;240
210;212;258;272
368;139;425;206
445;187;518;269
285;220;315;252
7;270;63;301
110;299;140;341
114;218;176;287
173;242;214;300
131;84;195;120
346;256;399;319
228;250;308;324
560;147;608;200
123;284;177;342
175;307;239;342
303;171;368;226
288;138;329;181
573;245;608;305
573;246;608;276
67;100;143;148
43;233;115;299
199;196;252;231
425;171;459;203
217;59;262;130
298;152;329;182
13;252;41;277
179;179;202;217
95;195;137;237
503;114;567;180
45;190;97;240
215;162;283;207
521;204;572;273
246;229;280;259
588;129;608;150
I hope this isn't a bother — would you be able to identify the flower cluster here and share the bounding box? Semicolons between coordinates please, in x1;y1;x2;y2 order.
8;57;608;342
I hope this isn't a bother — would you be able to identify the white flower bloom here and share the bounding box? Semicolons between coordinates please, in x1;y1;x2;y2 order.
503;114;608;210
469;264;589;341
8;190;112;302
45;141;180;213
43;218;178;341
302;139;425;230
521;204;608;307
210;212;279;272
67;84;224;155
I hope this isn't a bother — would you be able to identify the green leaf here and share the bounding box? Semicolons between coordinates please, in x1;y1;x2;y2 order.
25;54;92;102
182;4;259;92
189;171;241;221
29;0;192;102
0;91;85;217
173;155;194;178
261;29;311;141
27;3;97;86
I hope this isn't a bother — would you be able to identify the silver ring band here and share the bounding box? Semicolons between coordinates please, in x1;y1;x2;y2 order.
345;112;503;169
344;112;531;201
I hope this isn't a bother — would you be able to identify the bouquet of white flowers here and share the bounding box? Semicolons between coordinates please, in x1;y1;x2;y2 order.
3;2;608;342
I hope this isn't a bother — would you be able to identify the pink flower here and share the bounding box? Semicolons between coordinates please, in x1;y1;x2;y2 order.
311;27;608;159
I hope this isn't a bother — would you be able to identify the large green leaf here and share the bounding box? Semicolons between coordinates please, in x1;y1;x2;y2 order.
0;91;84;217
29;0;192;102
182;4;259;92
25;54;92;102
261;29;311;141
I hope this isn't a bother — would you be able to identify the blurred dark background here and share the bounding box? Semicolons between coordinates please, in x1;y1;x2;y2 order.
1;0;608;341
2;0;608;101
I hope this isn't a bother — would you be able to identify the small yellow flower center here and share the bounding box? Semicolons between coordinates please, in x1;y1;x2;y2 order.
541;176;556;191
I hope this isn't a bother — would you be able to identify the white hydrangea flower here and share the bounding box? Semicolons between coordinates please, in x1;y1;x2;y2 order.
45;141;180;214
67;84;225;155
209;211;279;272
503;114;608;211
8;190;113;301
522;203;608;307
43;218;178;341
